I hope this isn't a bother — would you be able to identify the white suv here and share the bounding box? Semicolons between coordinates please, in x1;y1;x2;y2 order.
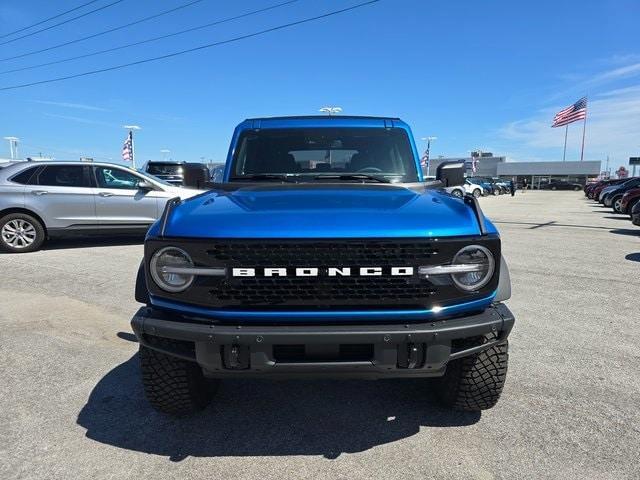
0;161;204;252
445;179;484;198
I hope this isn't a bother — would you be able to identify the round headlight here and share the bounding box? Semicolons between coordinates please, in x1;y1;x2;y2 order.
451;245;495;291
150;247;194;292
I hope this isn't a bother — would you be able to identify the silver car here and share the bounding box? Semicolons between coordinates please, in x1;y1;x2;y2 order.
0;161;204;253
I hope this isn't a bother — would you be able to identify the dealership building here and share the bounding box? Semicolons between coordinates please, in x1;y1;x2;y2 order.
426;153;601;186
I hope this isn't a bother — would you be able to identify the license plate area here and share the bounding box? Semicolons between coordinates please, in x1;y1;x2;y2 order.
273;343;374;363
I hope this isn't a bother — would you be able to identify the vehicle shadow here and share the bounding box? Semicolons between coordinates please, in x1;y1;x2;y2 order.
610;228;639;237
76;354;480;461
625;253;640;263
602;216;631;221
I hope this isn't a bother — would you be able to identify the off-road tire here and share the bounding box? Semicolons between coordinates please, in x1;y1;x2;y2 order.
435;335;509;411
0;212;46;253
139;340;218;416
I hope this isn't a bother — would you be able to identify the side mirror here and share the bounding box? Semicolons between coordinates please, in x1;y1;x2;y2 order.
436;160;465;187
137;180;153;191
182;163;210;189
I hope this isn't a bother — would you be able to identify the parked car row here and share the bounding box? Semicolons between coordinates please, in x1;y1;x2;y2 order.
466;177;512;196
539;180;582;191
584;177;640;227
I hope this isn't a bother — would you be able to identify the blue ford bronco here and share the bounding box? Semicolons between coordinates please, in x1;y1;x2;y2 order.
132;116;514;415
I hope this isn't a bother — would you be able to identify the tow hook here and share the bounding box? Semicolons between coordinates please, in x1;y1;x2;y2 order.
397;343;425;369
223;344;250;370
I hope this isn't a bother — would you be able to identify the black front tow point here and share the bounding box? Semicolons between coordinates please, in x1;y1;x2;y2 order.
397;343;425;369
222;345;250;370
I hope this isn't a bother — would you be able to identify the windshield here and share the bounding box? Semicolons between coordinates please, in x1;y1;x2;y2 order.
231;127;419;182
147;163;183;175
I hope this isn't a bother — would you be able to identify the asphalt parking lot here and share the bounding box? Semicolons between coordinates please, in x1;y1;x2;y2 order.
1;191;639;480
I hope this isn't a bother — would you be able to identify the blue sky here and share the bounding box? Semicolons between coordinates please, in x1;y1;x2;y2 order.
0;0;638;168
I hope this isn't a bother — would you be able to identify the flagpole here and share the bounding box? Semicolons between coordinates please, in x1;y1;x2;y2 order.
579;108;587;162
130;131;136;170
562;124;568;162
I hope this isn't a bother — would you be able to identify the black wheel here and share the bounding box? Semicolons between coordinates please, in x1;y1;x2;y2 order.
435;335;508;411
451;189;463;198
551;186;557;190
0;212;46;253
493;189;500;196
139;340;218;416
473;188;481;198
574;186;580;191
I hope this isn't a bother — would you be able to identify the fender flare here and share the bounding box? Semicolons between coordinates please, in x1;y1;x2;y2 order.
135;259;150;304
495;255;512;302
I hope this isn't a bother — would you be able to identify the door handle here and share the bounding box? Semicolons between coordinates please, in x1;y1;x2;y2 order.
98;192;114;197
31;190;48;195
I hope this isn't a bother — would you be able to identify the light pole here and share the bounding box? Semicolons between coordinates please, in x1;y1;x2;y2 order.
160;149;170;161
421;136;437;175
3;136;19;159
319;106;342;116
123;125;141;169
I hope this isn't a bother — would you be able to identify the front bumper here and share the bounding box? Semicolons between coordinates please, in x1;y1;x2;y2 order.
131;303;515;379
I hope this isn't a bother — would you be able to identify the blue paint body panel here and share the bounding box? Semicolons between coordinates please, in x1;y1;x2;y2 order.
146;116;501;323
159;184;493;239
149;292;497;323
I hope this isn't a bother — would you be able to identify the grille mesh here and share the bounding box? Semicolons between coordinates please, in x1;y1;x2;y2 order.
213;276;436;305
206;241;439;267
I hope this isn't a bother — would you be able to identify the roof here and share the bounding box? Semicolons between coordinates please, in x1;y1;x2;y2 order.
0;160;138;178
246;115;401;121
240;115;409;130
3;160;123;167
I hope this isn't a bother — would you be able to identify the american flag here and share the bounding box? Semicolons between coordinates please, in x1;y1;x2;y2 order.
420;148;429;168
552;97;587;127
122;131;133;162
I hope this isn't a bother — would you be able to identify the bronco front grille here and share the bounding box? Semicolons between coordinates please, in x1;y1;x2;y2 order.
145;237;501;311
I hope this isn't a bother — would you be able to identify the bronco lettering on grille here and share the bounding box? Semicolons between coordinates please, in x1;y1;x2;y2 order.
231;267;415;277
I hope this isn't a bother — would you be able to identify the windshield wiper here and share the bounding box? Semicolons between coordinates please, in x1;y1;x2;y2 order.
312;174;391;184
230;174;298;183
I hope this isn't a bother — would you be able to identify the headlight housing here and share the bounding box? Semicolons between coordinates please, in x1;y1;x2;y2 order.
450;245;495;291
150;246;195;292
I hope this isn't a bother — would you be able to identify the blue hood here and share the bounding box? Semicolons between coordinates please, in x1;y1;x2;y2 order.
157;184;495;239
